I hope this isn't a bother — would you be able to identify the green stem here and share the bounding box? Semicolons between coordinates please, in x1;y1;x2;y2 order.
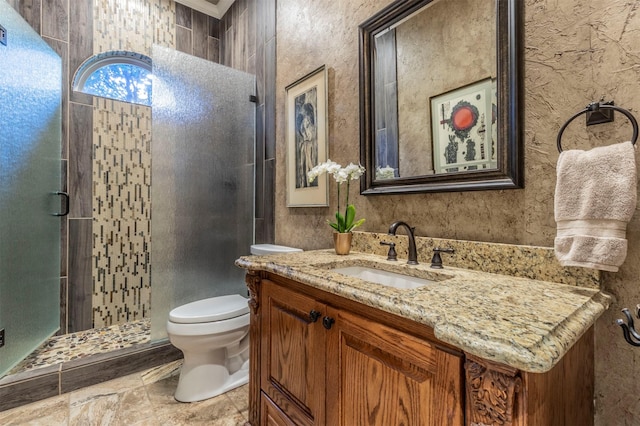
337;181;341;219
346;179;350;207
345;179;350;228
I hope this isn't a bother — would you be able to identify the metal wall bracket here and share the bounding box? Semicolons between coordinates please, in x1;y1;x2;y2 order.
586;100;614;126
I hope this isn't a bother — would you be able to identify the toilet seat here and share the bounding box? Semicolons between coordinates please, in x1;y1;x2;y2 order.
167;313;249;337
169;294;249;324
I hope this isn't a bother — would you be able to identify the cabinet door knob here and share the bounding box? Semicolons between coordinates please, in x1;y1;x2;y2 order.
309;310;321;323
322;316;335;330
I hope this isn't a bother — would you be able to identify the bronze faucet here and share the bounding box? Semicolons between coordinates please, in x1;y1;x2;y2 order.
388;221;418;265
430;247;455;269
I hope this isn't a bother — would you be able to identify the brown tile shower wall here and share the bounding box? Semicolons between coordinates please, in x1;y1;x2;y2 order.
220;0;277;244
10;0;275;333
174;2;220;61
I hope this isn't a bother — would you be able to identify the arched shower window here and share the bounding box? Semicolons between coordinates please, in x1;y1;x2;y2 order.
73;51;152;106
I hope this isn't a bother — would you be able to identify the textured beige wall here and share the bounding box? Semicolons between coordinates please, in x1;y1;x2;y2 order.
275;1;640;424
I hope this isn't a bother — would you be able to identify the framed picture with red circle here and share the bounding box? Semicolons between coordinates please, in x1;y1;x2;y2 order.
430;78;497;174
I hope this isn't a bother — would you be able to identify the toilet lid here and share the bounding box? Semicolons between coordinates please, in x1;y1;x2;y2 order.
169;294;249;324
250;244;303;255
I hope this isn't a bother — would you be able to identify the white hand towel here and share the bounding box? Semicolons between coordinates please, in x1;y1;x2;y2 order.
554;141;637;272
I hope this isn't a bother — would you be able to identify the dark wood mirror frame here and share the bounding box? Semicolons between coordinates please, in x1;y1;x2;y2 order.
359;0;523;194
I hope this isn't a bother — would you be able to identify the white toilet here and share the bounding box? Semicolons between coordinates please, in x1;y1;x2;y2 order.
166;244;302;402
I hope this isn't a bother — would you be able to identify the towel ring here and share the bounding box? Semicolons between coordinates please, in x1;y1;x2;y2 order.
556;102;639;152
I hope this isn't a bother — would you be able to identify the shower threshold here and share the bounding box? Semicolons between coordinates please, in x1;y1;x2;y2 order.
9;319;151;375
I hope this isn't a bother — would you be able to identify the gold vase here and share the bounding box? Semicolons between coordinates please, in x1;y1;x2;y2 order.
333;232;353;255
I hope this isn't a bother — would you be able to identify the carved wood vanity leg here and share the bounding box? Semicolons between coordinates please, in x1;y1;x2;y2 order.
464;354;522;426
245;272;262;426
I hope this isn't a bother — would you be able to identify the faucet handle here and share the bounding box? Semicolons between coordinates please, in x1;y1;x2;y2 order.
380;241;397;261
431;247;455;269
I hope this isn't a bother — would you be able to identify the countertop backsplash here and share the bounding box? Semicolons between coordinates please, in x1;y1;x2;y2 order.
351;231;601;289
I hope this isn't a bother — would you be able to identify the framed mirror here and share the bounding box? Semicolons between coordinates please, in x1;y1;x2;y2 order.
359;0;522;194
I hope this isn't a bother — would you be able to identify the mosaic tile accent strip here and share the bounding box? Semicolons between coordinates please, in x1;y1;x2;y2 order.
94;0;176;55
93;98;152;327
89;0;219;328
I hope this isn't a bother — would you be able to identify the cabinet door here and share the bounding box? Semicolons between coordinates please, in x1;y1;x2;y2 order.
261;392;298;426
326;307;464;426
260;280;326;426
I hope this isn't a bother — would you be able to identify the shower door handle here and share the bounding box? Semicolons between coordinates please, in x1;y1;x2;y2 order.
53;191;69;216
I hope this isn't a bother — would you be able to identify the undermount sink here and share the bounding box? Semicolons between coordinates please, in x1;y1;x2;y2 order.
331;266;437;290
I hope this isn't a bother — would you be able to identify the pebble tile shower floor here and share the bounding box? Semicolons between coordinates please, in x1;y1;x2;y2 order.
9;319;151;375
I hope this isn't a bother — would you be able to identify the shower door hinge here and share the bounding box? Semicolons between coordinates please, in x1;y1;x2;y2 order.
0;24;7;46
249;95;257;103
0;328;4;348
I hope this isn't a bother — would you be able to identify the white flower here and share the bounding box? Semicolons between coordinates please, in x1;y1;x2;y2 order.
307;160;365;184
334;168;349;183
306;159;366;233
376;166;395;180
344;163;365;180
308;160;339;183
325;160;341;176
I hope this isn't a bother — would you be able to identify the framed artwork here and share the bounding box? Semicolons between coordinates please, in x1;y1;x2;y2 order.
286;65;329;207
430;78;497;174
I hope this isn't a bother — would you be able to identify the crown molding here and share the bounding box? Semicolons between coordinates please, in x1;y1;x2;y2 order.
174;0;234;19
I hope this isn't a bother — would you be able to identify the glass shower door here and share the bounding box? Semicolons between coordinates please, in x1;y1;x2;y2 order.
150;45;256;340
0;2;62;376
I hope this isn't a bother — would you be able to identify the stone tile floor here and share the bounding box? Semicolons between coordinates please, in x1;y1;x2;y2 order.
0;360;249;425
3;320;248;424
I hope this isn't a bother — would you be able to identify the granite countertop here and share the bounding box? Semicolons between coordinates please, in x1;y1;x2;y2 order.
235;250;611;373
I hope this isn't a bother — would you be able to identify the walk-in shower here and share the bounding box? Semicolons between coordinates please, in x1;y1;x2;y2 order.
0;12;255;378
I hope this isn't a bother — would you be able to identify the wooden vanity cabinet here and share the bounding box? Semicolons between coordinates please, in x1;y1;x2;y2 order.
246;271;595;426
252;274;464;426
325;306;464;425
259;279;327;426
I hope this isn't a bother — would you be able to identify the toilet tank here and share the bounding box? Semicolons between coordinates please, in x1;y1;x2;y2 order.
250;244;302;255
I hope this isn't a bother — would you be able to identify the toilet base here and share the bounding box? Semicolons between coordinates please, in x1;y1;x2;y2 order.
174;358;249;403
